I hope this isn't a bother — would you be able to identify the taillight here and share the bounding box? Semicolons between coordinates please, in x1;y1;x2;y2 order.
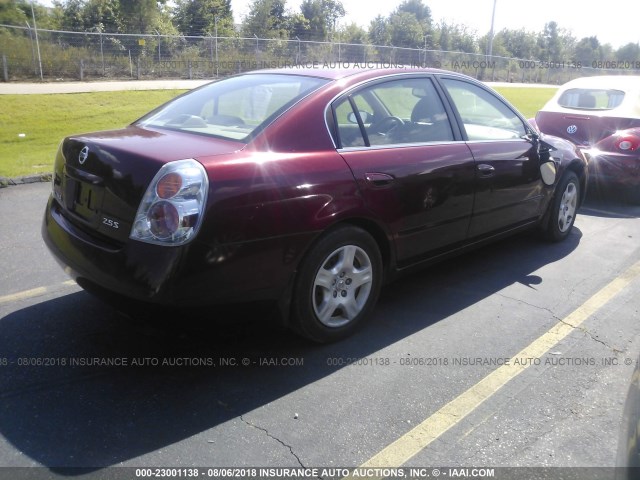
615;134;640;152
130;159;209;245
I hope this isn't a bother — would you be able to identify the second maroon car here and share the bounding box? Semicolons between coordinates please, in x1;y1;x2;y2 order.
43;68;588;342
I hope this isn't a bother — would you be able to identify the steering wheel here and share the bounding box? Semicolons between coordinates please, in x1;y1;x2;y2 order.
372;116;404;134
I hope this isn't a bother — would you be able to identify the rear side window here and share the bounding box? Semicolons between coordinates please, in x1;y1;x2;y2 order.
332;77;454;148
557;88;625;110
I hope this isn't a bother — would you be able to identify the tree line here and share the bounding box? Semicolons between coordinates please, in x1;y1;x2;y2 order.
1;0;639;65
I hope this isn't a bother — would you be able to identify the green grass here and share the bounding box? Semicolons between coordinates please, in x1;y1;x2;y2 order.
0;90;186;178
494;87;558;119
0;86;558;178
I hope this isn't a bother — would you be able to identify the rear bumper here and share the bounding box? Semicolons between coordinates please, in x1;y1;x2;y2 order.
42;195;310;307
585;151;640;188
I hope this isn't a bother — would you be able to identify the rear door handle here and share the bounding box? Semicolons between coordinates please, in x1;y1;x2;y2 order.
477;164;495;177
365;173;395;187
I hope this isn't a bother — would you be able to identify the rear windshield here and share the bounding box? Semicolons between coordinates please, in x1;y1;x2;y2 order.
137;74;329;142
557;88;625;110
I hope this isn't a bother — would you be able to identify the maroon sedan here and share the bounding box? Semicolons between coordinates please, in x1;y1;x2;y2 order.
43;68;587;342
534;75;640;203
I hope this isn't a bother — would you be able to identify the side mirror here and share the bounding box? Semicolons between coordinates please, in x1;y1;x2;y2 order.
536;136;558;186
540;161;557;186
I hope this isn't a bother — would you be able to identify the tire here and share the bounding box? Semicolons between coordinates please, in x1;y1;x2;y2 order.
544;171;580;242
291;226;383;343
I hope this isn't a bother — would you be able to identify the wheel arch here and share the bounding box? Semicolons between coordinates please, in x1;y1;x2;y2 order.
566;157;588;207
276;216;395;328
302;217;395;284
335;217;395;283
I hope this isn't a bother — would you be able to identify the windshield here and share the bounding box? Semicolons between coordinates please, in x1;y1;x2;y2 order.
557;88;625;110
137;74;329;142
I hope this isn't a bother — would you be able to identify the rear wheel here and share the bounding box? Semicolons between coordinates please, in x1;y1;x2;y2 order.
544;171;580;242
291;226;383;343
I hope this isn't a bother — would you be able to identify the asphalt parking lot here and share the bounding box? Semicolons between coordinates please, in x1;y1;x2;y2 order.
0;182;639;479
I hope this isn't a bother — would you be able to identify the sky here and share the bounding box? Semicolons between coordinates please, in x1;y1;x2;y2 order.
34;0;640;48
232;0;640;49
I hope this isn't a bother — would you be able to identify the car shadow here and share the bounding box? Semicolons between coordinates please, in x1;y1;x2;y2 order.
581;185;640;219
0;228;582;472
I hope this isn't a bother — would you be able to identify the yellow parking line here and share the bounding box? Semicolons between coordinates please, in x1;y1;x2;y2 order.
354;259;640;472
0;280;76;306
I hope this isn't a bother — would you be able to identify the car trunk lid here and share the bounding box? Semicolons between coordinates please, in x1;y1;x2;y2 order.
52;126;242;245
536;111;640;147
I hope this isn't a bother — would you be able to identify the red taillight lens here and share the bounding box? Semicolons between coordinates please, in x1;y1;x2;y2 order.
148;201;180;239
156;172;183;199
615;135;640;152
131;159;208;246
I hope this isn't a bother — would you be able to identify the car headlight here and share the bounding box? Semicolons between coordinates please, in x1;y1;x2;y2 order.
130;159;209;245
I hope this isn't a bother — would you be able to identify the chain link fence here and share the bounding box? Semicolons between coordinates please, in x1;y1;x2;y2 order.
2;24;639;83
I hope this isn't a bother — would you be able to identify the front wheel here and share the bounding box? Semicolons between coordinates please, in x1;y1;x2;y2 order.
291;226;383;343
544;171;580;242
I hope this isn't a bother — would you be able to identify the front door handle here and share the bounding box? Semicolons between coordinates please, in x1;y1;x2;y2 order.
477;164;495;177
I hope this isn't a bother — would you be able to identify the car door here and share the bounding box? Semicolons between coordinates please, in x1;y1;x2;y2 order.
438;77;545;238
330;76;476;266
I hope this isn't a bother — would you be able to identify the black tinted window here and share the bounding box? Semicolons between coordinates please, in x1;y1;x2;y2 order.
557;88;625;110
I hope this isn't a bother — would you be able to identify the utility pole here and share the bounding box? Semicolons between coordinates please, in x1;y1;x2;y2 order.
487;0;497;59
214;16;219;77
30;1;43;80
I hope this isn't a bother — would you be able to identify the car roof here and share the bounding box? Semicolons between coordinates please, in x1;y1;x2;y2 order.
555;75;640;90
540;75;640;118
244;66;456;81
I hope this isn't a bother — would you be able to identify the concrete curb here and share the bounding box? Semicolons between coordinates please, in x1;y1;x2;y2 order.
0;173;52;188
0;79;211;95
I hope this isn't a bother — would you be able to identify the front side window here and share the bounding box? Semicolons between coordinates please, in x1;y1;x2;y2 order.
440;78;526;141
333;77;454;148
137;74;328;142
557;88;625;110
